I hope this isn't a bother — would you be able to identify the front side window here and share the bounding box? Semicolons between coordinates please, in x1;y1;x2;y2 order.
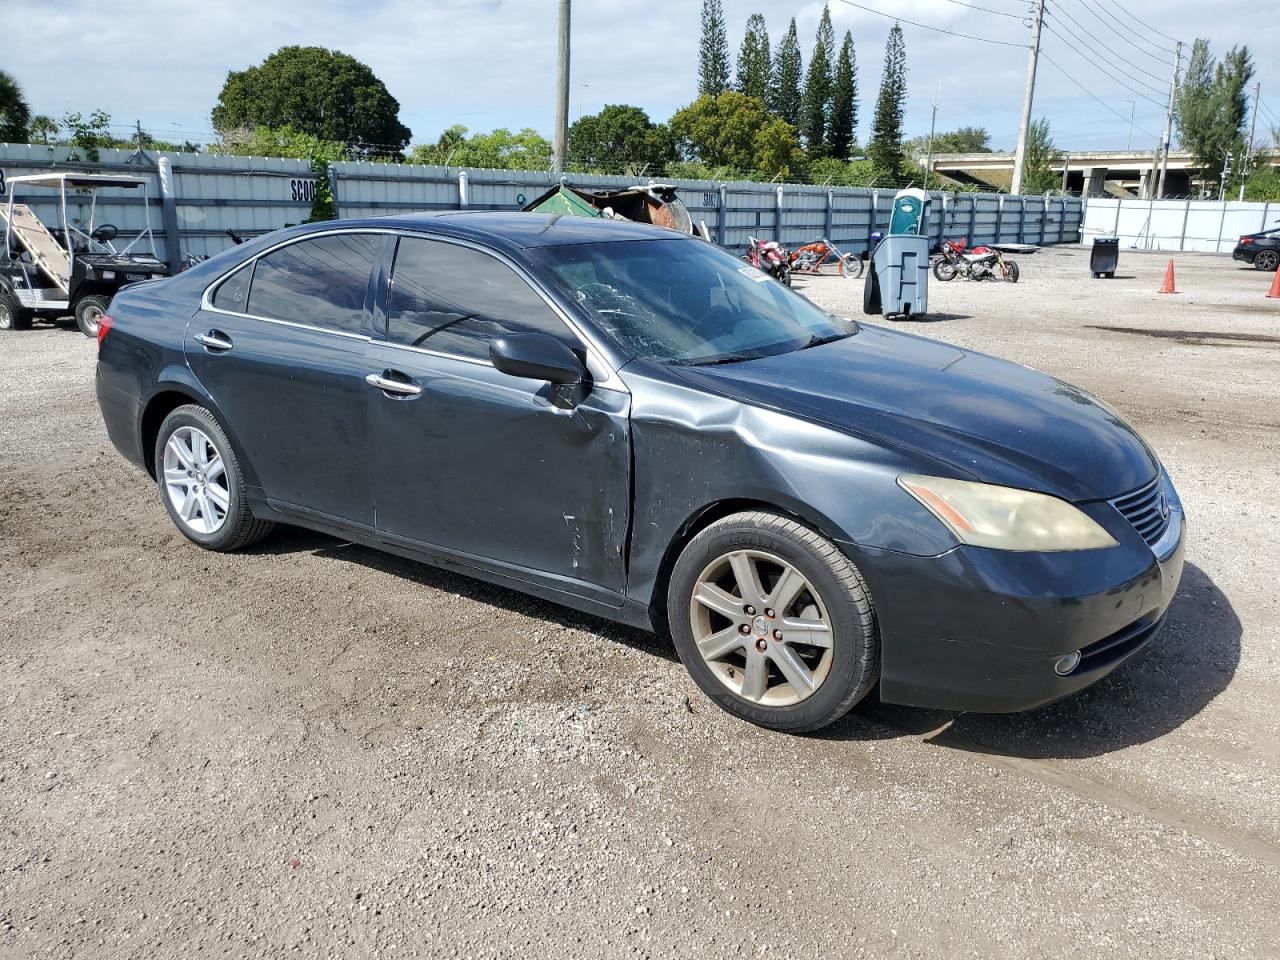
530;237;854;364
246;233;379;335
386;237;576;361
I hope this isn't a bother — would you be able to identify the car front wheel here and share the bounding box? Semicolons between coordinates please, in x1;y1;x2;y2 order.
1255;250;1279;271
667;511;879;733
154;404;274;551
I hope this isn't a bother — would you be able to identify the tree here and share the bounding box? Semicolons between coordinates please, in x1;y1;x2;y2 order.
0;70;31;143
771;19;803;126
1176;39;1255;193
409;126;552;171
829;31;857;160
698;0;730;97
61;110;112;162
867;24;907;179
29;115;58;146
1022;117;1060;193
736;14;772;104
212;46;411;157
567;104;676;174
800;4;835;157
670;91;803;177
904;126;991;160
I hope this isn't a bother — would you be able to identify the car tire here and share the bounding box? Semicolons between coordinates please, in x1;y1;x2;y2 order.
154;404;274;552
0;286;33;331
667;511;879;733
74;294;112;338
1255;250;1279;271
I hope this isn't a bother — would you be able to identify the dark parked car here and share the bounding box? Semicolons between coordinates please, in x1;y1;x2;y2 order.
95;213;1185;733
1233;227;1280;271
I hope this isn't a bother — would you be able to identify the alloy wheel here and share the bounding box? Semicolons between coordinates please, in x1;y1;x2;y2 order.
162;425;230;534
1257;250;1279;271
688;549;835;706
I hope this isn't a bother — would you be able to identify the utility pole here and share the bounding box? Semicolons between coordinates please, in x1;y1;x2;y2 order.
1240;81;1261;202
923;81;940;192
1010;0;1045;196
1155;40;1182;199
1123;100;1134;151
552;0;570;174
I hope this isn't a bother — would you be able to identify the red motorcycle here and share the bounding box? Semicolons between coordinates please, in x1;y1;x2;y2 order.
934;238;1020;283
741;235;792;285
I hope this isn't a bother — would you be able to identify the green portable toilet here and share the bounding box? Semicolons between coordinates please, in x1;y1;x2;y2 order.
888;188;930;236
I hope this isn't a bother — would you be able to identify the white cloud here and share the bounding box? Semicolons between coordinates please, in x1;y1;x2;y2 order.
8;0;1277;152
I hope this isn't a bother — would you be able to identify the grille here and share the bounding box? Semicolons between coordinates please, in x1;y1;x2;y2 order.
1110;475;1170;546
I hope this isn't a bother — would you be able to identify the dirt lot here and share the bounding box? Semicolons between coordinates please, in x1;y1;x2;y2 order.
2;245;1278;959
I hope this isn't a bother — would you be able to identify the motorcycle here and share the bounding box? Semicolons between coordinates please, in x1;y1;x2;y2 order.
741;235;792;285
933;238;1020;283
789;236;864;280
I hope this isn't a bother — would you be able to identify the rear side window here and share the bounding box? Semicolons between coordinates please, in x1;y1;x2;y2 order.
386;237;575;360
247;233;379;336
212;262;253;312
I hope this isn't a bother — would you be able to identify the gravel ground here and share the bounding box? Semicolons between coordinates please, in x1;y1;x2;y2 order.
1;245;1278;959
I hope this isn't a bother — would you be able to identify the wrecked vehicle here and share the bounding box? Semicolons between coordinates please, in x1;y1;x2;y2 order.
96;212;1184;733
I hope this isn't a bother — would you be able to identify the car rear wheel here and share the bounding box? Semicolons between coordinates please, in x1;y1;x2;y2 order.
667;511;879;733
0;286;33;330
74;294;112;338
154;404;274;552
1255;250;1279;271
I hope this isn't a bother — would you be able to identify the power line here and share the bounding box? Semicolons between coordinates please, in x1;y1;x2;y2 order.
937;0;1028;20
833;0;1029;47
1066;0;1176;68
1045;2;1172;82
1094;0;1183;49
1041;53;1160;140
1041;20;1168;107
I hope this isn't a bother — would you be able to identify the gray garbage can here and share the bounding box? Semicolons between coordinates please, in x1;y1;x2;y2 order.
863;235;930;319
1091;236;1119;278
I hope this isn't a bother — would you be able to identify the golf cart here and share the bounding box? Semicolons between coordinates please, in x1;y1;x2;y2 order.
0;172;170;337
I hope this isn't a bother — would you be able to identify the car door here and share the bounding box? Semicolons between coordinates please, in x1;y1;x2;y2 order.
188;231;384;527
364;234;631;601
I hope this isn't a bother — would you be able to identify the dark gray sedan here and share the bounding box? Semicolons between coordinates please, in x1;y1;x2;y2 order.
95;212;1185;733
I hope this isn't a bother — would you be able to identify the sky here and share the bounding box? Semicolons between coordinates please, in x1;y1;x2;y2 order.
5;0;1278;155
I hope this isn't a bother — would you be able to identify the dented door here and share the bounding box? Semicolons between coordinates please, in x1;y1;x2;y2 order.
365;340;631;601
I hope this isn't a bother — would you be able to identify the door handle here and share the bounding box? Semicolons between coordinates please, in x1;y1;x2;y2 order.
365;372;422;397
195;330;234;352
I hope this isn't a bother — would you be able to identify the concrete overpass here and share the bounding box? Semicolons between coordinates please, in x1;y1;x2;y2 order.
926;151;1276;197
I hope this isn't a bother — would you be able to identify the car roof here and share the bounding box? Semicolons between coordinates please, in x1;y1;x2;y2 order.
315;210;690;249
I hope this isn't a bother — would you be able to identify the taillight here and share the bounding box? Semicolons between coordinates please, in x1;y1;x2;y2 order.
97;314;114;346
1240;237;1254;245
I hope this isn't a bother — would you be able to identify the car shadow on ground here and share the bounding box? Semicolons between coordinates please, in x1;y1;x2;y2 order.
249;526;680;664
822;562;1241;759
253;530;1239;759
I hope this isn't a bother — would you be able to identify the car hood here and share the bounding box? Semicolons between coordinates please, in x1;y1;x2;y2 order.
678;324;1157;502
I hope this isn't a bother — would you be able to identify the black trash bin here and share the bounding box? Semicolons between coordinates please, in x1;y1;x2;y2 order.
1091;236;1119;278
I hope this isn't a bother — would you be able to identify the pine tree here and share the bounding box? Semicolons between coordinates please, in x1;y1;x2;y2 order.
829;31;857;160
698;0;730;97
867;23;907;178
771;19;804;126
1176;38;1255;192
735;14;772;104
800;4;836;157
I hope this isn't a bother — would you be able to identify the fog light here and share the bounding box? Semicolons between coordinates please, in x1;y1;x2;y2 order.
1054;651;1082;676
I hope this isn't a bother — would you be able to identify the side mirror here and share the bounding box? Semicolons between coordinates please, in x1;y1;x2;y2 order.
490;333;586;385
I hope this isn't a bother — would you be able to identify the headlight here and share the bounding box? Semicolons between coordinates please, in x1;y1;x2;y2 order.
898;475;1118;552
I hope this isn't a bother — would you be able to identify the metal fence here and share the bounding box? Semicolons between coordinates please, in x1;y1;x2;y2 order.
1081;197;1280;253
1;143;1084;271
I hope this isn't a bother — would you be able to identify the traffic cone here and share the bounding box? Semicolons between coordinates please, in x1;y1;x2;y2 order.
1267;267;1280;299
1158;259;1177;294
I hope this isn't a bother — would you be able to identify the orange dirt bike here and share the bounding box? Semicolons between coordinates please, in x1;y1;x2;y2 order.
788;237;865;279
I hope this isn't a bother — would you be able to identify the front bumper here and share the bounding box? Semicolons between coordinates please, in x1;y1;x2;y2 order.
845;495;1186;713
